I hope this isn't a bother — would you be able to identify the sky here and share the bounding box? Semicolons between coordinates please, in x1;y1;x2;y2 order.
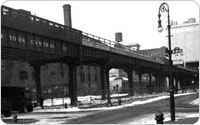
2;0;199;49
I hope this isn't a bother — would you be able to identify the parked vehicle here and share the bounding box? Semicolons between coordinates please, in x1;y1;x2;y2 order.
1;98;12;117
1;86;33;117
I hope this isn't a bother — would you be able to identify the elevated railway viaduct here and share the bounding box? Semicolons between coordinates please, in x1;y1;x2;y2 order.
1;6;198;105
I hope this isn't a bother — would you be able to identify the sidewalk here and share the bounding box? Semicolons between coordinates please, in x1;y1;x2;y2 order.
165;117;199;124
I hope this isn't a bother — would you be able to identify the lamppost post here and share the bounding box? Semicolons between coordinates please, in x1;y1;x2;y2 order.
158;2;175;121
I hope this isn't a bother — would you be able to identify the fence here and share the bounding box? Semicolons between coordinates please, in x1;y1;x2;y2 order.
40;86;168;107
82;32;164;63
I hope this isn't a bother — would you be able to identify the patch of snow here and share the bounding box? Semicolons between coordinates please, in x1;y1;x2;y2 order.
124;112;199;124
42;92;196;108
2;92;197;125
34;113;92;124
43;93;129;106
34;91;198;113
190;98;199;105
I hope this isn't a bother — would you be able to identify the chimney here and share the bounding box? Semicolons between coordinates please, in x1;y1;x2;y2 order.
115;32;123;42
63;4;72;27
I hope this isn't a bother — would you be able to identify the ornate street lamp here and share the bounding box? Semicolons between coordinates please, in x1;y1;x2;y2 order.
158;2;175;121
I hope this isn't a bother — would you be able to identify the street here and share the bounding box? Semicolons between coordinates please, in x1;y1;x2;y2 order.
65;92;199;124
1;92;199;124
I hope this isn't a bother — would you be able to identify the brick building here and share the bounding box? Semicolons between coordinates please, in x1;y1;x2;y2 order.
1;60;101;100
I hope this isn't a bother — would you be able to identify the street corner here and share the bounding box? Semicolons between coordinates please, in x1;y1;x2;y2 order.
165;117;199;124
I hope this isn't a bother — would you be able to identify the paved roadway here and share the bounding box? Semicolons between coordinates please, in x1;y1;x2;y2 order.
65;93;199;124
1;92;198;124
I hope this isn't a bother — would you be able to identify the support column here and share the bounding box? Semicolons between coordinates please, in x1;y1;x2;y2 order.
179;78;183;92
105;67;112;106
160;75;166;92
138;73;142;94
149;73;152;85
158;75;162;92
126;69;134;96
181;76;186;93
31;63;42;106
175;78;179;94
148;73;152;93
68;63;78;106
195;74;199;85
154;75;159;93
179;78;183;89
100;66;106;100
156;74;165;93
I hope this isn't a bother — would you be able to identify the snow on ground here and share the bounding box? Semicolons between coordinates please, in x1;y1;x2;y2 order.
3;92;197;124
122;112;199;124
31;91;199;124
43;93;129;107
30;112;94;124
33;91;198;114
190;98;199;105
3;111;95;124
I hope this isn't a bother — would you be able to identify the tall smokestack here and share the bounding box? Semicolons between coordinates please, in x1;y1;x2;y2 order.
63;4;72;27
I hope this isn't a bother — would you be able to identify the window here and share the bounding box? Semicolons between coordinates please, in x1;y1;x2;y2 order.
19;70;28;80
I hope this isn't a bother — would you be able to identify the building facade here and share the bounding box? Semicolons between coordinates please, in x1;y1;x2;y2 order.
170;18;199;69
1;60;101;100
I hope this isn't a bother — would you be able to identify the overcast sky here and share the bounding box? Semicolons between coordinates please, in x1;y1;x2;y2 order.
2;0;199;49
